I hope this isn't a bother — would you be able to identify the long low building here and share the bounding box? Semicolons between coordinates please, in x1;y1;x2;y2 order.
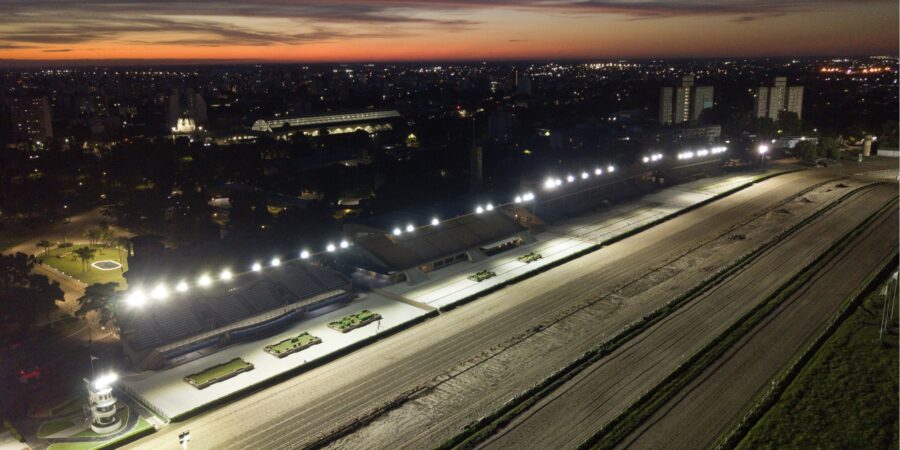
118;262;351;370
345;211;530;284
251;110;401;137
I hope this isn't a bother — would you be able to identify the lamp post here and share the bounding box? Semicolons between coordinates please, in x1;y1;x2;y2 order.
757;144;769;170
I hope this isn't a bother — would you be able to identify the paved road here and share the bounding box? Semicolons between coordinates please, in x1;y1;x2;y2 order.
477;184;896;450
617;201;899;450
125;170;847;450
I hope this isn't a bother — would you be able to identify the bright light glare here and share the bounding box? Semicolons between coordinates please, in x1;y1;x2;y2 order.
340;240;350;249
514;195;523;203
405;224;414;232
431;217;440;226
326;243;336;252
607;165;615;172
594;168;603;176
566;175;575;183
198;274;212;287
150;284;169;300
758;144;769;155
392;227;402;236
523;192;535;202
581;172;589;179
555;178;562;186
300;250;310;259
544;177;556;190
126;289;146;307
485;203;494;211
476;206;485;214
270;257;281;267
176;280;189;292
220;269;233;281
251;262;262;272
93;372;118;390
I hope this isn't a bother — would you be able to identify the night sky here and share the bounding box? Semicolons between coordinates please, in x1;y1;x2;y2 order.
0;0;897;62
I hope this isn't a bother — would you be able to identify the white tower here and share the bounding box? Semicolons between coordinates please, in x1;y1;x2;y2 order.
86;373;120;434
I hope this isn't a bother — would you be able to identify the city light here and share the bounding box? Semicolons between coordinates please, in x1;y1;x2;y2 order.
150;283;169;301
393;227;402;236
220;269;233;281
405;224;414;232
93;372;118;390
326;243;336;252
270;257;281;267
431;217;440;226
176;280;189;292
300;250;310;259
198;274;213;287
125;288;147;307
339;240;350;249
251;262;262;272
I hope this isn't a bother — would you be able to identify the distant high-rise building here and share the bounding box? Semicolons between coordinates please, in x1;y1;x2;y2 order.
659;76;713;125
9;95;53;143
167;88;207;128
754;76;803;120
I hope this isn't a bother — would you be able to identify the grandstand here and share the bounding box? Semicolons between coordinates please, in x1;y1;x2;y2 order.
118;262;351;370
346;211;529;284
250;110;401;138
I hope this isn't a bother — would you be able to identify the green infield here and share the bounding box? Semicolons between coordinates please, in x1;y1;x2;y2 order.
184;358;254;389
264;332;322;358
38;418;77;438
737;281;899;449
38;244;128;287
328;310;382;333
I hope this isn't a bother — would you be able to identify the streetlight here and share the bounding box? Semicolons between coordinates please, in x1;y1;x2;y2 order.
300;250;310;259
566;175;575;183
270;257;281;267
475;205;485;214
758;144;769;170
326;243;336;252
251;262;262;272
150;284;169;301
339;240;350;249
175;280;189;293
544;177;556;190
485;203;494;211
219;269;233;281
405;224;414;232
581;171;589;180
594;168;603;176
392;227;402;236
431;217;440;226
607;165;615;173
125;289;146;308
198;274;212;287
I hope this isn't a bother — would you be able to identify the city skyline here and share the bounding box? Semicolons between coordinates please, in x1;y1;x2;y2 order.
0;0;897;63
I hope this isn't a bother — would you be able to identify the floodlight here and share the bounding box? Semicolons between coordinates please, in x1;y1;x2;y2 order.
555;178;563;186
220;269;233;281
485;203;494;211
300;250;310;259
150;284;169;301
607;165;615;172
566;175;575;183
176;280;189;292
523;192;535;201
431;217;440;226
93;372;118;390
643;156;650;163
476;206;485;214
126;289;146;307
393;227;402;236
594;168;603;176
544;177;556;190
515;196;523;203
326;243;336;252
198;274;212;287
339;240;350;249
405;224;414;232
270;257;281;267
758;144;769;155
581;172;589;179
251;262;262;272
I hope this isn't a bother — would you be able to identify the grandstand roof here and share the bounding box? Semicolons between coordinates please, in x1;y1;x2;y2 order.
353;212;525;271
251;110;401;132
118;262;349;352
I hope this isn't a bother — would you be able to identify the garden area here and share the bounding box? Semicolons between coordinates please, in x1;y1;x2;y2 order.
468;270;497;282
184;358;255;389
327;310;382;333
264;332;322;358
517;252;543;264
37;244;128;287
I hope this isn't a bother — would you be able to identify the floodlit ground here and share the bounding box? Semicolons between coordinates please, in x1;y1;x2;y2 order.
38;245;128;287
126;169;853;450
618;196;898;449
121;293;430;419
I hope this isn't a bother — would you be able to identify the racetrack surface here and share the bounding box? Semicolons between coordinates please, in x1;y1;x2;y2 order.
125;170;859;450
477;183;896;450
617;200;899;450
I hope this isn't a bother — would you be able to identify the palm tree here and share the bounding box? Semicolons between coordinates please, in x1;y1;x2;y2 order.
84;228;101;246
76;282;120;327
73;246;96;272
36;239;52;256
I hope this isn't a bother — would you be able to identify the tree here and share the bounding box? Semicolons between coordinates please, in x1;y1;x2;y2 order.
73;246;96;271
776;110;802;135
85;228;101;246
794;140;819;162
36;240;52;256
818;136;841;161
75;282;119;327
0;253;63;327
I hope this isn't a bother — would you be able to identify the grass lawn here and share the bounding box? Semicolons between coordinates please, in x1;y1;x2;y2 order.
328;310;381;332
37;418;77;438
38;245;128;288
184;358;254;388
737;283;899;449
265;332;322;357
46;417;153;450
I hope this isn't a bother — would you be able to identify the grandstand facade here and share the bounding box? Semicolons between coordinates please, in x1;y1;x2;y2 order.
250;110;401;138
118;262;351;370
